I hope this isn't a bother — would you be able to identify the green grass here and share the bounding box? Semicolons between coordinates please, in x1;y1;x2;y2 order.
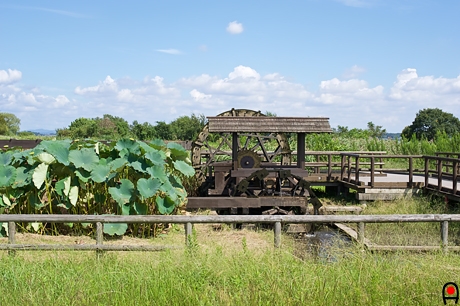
0;242;458;305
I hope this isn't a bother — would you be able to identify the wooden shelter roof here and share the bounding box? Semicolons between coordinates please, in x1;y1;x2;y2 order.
207;116;332;133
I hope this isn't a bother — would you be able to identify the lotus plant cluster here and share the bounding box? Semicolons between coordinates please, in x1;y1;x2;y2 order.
0;139;195;236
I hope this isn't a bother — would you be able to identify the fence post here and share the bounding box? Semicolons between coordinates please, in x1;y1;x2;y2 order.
370;157;375;187
274;221;281;248
441;221;448;253
96;222;104;258
185;222;193;246
357;222;365;248
8;221;16;256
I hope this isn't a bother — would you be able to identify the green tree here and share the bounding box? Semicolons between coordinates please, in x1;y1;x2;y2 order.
402;108;460;140
154;121;173;140
131;120;157;140
367;122;386;138
0;112;20;136
169;114;206;140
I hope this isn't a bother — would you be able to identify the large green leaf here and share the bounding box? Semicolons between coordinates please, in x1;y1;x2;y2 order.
13;167;33;188
109;157;127;171
137;178;161;199
145;151;165;166
40;140;70;165
32;163;48;189
91;164;111;183
146;165;168;183
69;148;99;171
115;139;140;155
55;176;71;196
156;196;176;214
133;201;148;215
167;142;189;160
0;152;13;165
108;179;134;206
75;168;91;183
37;152;55;165
149;139;166;150
68;186;79;206
173;160;195;177
0;165;16;187
103;222;128;236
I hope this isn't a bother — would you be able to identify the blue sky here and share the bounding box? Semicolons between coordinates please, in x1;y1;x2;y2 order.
1;0;459;132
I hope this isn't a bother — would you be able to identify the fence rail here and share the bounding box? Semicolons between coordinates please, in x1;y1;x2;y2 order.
1;214;460;253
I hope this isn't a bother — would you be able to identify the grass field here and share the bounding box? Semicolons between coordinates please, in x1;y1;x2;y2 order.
1;196;459;305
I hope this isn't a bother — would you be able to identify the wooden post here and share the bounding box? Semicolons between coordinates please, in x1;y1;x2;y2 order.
8;221;16;256
424;157;429;187
274;221;281;248
297;133;306;170
441;221;448;253
370;157;375;187
357;222;365;247
438;159;443;191
408;157;413;185
453;160;458;194
232;132;238;170
96;222;104;258
327;154;332;180
185;222;193;246
355;156;360;183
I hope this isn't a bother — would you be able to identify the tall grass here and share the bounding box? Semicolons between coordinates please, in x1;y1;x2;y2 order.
0;242;457;305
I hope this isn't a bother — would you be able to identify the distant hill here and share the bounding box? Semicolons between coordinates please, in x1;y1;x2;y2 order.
26;129;56;136
383;133;401;139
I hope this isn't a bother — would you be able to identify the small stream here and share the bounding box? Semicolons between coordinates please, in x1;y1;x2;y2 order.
292;225;354;261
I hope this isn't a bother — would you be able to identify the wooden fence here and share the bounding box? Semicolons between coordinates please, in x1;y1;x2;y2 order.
1;214;460;254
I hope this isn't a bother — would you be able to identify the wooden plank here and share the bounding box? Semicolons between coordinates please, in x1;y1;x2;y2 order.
2;213;460;224
0;244;178;251
186;196;307;209
207;117;332;133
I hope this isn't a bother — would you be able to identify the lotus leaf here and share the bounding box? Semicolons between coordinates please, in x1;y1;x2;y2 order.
115;139;140;155
167;142;189;160
149;139;166;150
32;163;48;189
103;222;128;236
156;195;176;214
13;167;32;188
69;148;99;171
75;168;91;183
0;165;16;187
37;152;56;165
40;140;70;165
146;165;168;183
133;201;148;215
109;157;127;171
91;164;111;183
137;178;161;199
108;179;134;206
69;186;79;206
0;152;12;165
55;176;71;196
145;151;165;166
173;160;195;177
2;195;11;207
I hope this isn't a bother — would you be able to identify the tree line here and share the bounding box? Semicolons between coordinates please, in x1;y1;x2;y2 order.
1;108;460;141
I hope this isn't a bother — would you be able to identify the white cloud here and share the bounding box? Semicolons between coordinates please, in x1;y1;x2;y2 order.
226;21;244;34
190;89;212;102
343;65;366;79
155;49;182;55
0;69;22;84
2;67;460;132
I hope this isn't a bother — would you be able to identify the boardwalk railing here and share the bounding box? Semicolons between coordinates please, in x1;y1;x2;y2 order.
424;155;460;199
1;214;460;253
